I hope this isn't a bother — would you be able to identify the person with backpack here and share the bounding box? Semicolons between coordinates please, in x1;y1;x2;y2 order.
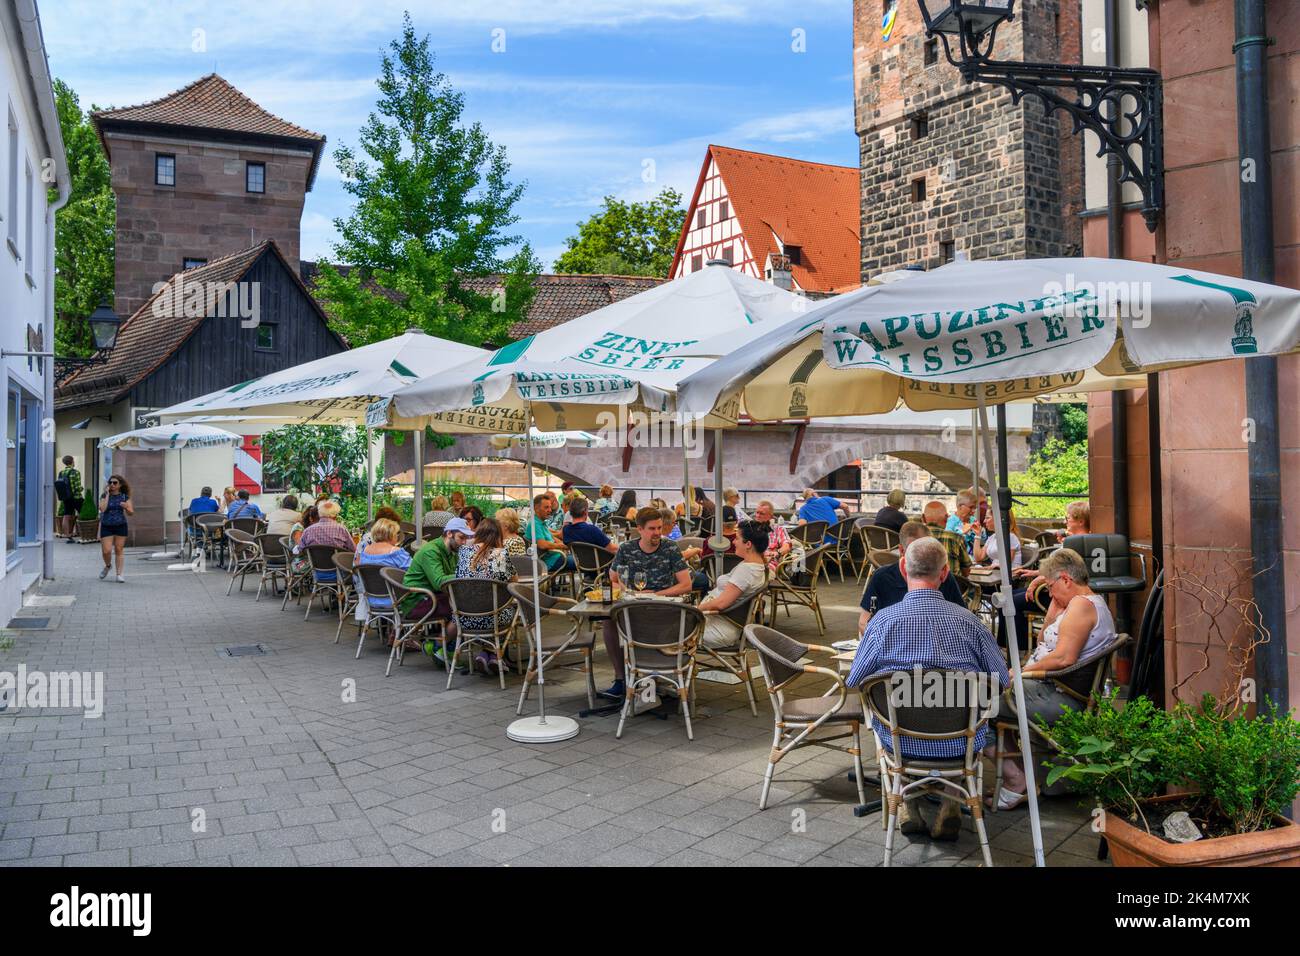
56;456;83;541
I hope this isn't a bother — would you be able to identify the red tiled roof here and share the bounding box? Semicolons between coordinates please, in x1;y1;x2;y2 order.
674;145;861;294
92;74;326;187
56;241;337;410
299;265;664;339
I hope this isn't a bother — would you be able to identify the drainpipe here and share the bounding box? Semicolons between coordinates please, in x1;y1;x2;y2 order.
1235;0;1288;721
1105;0;1132;634
16;0;73;584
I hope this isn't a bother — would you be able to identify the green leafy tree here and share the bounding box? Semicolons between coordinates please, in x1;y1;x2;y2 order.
1058;402;1088;446
312;13;538;348
260;426;370;498
52;79;114;357
1009;437;1089;519
554;188;685;277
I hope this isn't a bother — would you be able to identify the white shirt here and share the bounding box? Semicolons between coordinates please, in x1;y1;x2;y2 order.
1028;594;1116;667
984;531;1023;569
705;560;766;606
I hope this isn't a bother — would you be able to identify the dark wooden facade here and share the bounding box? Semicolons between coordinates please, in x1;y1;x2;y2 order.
130;246;344;409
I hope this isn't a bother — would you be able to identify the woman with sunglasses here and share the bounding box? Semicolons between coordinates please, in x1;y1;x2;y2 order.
98;475;134;582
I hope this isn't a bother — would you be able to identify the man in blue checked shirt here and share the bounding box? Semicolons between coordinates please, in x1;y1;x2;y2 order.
847;535;1008;841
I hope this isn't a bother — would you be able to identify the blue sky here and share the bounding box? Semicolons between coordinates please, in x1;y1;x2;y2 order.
40;0;859;270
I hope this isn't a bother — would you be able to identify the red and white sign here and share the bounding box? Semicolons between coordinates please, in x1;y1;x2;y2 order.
234;435;262;494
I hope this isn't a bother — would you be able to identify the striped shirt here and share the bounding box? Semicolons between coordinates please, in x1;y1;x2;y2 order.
847;588;1008;758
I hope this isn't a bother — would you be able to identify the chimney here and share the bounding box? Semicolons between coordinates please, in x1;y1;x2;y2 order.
765;252;792;290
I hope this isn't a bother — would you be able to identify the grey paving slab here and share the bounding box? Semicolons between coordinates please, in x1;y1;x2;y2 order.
0;543;1097;867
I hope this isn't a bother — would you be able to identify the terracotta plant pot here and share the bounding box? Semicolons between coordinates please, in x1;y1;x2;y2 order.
1104;794;1300;866
75;519;99;543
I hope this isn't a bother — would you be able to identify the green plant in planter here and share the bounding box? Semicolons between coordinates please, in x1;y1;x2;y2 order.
1046;694;1178;830
78;496;98;521
1172;696;1300;835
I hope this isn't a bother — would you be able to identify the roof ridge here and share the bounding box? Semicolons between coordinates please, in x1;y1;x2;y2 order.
709;143;857;172
91;73;220;119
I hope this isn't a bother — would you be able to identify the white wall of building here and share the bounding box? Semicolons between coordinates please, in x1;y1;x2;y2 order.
0;0;65;622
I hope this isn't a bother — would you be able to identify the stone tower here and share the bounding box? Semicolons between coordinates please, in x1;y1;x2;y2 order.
91;74;325;318
853;0;1082;278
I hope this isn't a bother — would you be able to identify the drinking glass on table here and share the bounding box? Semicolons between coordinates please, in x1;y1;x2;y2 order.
632;569;647;594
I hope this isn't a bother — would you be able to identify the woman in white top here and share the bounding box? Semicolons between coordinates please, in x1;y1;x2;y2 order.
973;510;1022;569
987;547;1117;809
697;521;769;649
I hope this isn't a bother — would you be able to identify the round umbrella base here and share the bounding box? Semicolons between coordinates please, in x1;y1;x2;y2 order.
506;716;580;744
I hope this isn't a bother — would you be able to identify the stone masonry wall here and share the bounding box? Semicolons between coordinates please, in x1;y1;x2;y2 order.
854;0;1082;276
108;133;312;317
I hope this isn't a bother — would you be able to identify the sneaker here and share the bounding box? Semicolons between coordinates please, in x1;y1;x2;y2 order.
115;575;126;584
597;680;626;701
99;566;110;580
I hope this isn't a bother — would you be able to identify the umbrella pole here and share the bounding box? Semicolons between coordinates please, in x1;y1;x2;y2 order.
977;393;1045;867
683;438;692;522
365;426;374;523
507;402;579;743
412;429;424;534
710;428;726;580
152;448;182;561
971;408;979;497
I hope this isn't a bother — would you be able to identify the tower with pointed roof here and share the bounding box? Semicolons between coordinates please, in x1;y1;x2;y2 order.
92;74;326;317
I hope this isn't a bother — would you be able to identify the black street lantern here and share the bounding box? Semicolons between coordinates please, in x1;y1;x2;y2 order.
87;301;122;352
915;0;1164;231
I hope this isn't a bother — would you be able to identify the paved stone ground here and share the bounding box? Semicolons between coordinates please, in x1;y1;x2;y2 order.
0;542;1109;867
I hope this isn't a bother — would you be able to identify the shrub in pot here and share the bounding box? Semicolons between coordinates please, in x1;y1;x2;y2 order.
1048;695;1300;866
75;496;99;542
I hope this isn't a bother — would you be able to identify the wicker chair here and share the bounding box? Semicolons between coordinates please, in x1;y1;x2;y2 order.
331;552;359;644
609;599;705;740
767;544;830;635
824;519;860;582
743;624;868;810
788;520;828;550
279;536;312;611
992;633;1131;810
569;541;614;598
254;532;290;601
856;524;900;582
229;516;266;537
862;669;996;866
302;545;347;620
508;583;596;714
380;567;440;676
193;513;228;565
692;585;768;716
352;563;398;666
444;579;517;690
224;529;262;596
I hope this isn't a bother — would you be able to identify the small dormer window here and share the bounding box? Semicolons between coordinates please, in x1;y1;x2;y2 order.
785;245;803;266
246;161;265;194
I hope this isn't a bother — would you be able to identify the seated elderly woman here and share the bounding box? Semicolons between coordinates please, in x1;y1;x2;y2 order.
494;507;528;555
697;521;768;650
354;517;412;617
986;546;1117;810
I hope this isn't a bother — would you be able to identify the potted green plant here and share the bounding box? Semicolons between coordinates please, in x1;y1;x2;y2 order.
75;495;99;543
1047;558;1300;866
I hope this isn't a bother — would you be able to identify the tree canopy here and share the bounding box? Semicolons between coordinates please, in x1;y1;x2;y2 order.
52;79;114;357
553;188;685;277
312;13;538;348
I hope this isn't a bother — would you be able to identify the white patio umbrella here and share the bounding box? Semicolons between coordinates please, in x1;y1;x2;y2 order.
373;265;811;745
101;423;244;560
677;256;1300;867
156;330;490;530
488;428;606;451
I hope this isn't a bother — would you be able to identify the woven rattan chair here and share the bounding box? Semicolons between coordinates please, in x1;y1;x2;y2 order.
508;583;596;713
788;520;828;550
302;545;347;620
224;529;262;596
992;633;1131;810
693;585;768;716
351;563;399;666
229;516;265;537
743;624;868;810
279;536;313;611
331;552;359;644
825;519;860;582
569;541;614;598
610;600;705;740
193;513;228;565
862;669;995;866
380;567;440;676
254;532;289;601
767;544;830;635
445;579;517;690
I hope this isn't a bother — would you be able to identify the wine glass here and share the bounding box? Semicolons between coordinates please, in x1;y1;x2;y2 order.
632;569;647;594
